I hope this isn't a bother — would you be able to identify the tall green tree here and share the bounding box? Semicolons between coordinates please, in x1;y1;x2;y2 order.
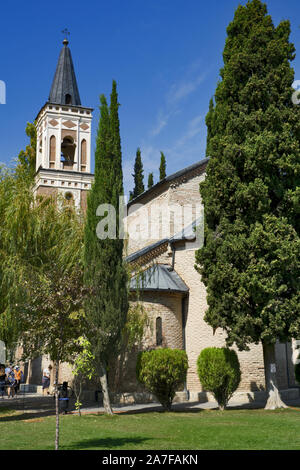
0;166;85;449
195;0;300;409
16;122;37;179
205;98;215;157
147;172;154;189
159;151;166;180
0;163;36;351
84;83;128;415
130;147;144;200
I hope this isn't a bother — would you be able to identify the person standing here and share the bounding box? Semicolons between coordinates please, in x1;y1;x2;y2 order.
13;365;22;395
0;365;6;399
42;364;52;396
7;368;16;398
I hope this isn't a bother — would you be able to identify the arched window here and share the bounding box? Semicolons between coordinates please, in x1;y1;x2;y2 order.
49;135;56;168
81;139;87;172
156;317;162;346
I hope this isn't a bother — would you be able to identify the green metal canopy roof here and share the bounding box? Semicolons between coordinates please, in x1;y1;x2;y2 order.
130;264;189;294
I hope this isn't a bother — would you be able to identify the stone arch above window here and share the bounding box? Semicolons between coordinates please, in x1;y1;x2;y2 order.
49;135;56;168
81;139;87;171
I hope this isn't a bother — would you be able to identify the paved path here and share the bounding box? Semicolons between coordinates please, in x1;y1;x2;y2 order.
1;393;300;417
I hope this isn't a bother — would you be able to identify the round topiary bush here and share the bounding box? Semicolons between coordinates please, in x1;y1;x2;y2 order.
136;348;188;411
197;347;241;410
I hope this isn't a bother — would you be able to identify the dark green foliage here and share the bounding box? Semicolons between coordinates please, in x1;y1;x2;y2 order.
147;173;154;189
159;152;166;180
131;147;144;199
197;347;241;410
205;98;215;157
84;82;128;369
195;0;300;351
136;348;188;411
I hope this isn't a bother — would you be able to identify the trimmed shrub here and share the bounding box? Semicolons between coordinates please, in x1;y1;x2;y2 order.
197;347;241;410
136;348;188;411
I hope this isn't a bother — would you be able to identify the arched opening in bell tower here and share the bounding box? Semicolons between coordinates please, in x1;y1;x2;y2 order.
61;136;76;169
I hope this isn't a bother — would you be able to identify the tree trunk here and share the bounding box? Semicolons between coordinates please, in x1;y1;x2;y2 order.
263;342;288;410
26;359;31;385
99;363;113;415
55;360;60;450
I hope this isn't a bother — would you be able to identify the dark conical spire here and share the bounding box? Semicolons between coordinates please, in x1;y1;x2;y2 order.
49;38;81;106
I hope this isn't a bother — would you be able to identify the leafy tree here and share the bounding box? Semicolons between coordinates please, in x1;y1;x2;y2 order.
0;168;20;354
0;167;86;449
159;151;166;180
147;172;154;189
195;0;300;409
72;336;96;416
0;119;38;345
130;147;145;200
197;347;241;410
122;303;150;351
84;82;128;415
16;122;37;179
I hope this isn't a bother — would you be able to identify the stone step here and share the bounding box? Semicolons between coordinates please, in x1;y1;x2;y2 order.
20;384;43;394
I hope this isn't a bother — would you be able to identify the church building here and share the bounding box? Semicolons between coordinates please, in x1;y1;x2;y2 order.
21;38;300;403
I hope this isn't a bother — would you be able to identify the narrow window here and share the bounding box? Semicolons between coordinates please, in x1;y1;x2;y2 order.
81;139;87;171
49;135;56;168
156;317;162;346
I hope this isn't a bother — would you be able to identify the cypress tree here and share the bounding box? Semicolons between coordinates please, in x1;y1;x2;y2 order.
159;152;166;180
84;85;128;414
195;0;300;409
148;173;154;189
205;98;215;157
131;147;144;198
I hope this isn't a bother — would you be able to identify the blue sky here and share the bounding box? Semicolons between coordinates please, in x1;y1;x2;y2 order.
0;0;299;195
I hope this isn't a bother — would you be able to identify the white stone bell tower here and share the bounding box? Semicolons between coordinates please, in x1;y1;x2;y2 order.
34;37;94;211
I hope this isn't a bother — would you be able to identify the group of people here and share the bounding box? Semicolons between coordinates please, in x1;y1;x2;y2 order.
0;363;24;399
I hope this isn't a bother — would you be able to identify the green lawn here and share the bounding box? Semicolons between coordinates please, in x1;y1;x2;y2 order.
0;407;300;450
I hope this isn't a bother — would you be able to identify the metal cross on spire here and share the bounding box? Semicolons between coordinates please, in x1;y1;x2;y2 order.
61;28;70;45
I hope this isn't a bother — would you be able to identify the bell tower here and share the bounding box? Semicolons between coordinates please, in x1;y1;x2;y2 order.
34;37;93;211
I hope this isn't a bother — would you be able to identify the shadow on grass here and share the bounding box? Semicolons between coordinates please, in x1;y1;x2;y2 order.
119;408;206;415
63;436;150;450
0;409;56;422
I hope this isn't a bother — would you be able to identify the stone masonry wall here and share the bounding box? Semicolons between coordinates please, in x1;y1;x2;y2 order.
125;170;205;256
173;247;266;392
